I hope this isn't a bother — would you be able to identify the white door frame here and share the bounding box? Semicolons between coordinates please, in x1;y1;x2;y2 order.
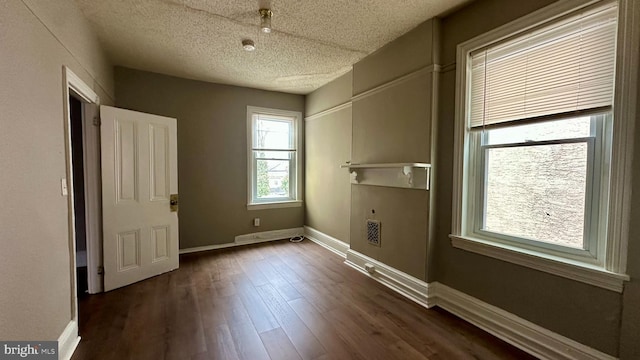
62;66;101;330
79;89;103;295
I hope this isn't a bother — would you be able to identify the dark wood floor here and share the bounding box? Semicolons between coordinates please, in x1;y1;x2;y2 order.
73;239;535;360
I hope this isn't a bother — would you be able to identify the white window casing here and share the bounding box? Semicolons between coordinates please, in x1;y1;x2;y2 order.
246;106;303;210
451;0;638;292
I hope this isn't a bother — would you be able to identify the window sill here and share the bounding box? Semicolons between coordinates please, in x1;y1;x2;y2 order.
449;234;629;293
247;200;303;211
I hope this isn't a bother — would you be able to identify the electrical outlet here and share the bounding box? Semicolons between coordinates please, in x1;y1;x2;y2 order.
253;218;260;227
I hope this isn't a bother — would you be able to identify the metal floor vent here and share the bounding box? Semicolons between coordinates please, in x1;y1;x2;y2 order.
366;219;381;247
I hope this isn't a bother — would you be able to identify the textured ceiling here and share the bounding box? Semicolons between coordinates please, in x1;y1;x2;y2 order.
74;0;468;94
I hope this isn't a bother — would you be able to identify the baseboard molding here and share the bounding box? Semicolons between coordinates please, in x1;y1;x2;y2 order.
344;249;434;308
431;282;616;360
179;242;238;254
303;226;350;258
235;227;304;244
58;320;80;360
179;227;304;254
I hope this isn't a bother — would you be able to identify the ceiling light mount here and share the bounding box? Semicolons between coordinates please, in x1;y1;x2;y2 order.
242;39;256;51
259;8;273;33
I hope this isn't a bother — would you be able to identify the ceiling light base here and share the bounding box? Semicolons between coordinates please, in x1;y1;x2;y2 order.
242;39;256;51
259;8;273;33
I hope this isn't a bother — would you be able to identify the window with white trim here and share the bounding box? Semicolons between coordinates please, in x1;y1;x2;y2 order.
452;1;632;278
247;107;301;209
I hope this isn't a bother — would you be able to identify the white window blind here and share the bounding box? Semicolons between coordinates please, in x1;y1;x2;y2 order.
469;3;618;129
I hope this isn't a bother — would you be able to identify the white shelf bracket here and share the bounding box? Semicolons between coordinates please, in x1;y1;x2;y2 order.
350;170;359;184
402;165;413;186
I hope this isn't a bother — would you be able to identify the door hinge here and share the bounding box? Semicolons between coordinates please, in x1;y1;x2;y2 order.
93;116;101;126
97;266;104;275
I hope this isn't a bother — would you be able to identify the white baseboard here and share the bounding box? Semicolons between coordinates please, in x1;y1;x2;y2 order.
344;249;434;308
235;227;304;245
179;227;304;254
431;282;616;360
179;242;238;254
58;320;80;360
304;226;350;258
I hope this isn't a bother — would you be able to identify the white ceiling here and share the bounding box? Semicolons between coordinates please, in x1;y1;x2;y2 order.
75;0;468;94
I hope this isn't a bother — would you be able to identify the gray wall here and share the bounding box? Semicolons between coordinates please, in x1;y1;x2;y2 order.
115;68;305;249
0;0;113;341
619;45;640;359
305;72;353;242
306;72;352;115
349;19;439;280
433;0;624;356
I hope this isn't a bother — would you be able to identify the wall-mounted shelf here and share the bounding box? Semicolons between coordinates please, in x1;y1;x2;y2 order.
340;163;431;190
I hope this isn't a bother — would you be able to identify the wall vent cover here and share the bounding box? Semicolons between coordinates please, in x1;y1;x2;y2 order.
367;219;381;247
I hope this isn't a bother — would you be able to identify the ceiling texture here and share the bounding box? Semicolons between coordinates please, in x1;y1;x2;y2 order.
74;0;468;94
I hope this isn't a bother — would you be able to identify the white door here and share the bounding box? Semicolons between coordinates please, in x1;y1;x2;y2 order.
100;105;179;291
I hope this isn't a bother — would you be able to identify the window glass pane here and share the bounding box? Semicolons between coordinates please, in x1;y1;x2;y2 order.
483;142;588;249
486;117;590;145
254;116;293;150
256;159;290;199
255;150;293;160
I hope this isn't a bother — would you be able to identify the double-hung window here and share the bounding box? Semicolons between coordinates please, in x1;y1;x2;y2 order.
452;0;634;290
247;106;301;210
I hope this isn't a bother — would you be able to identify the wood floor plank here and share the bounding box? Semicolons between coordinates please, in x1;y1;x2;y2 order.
195;286;227;330
255;283;327;360
288;279;340;313
203;324;241;360
332;298;430;360
217;249;244;280
213;278;237;297
327;279;439;357
218;294;254;327
253;258;303;301
73;240;536;360
288;297;366;360
230;273;281;334
228;321;271;360
259;328;303;360
372;289;520;359
323;307;399;360
265;251;305;284
237;257;270;288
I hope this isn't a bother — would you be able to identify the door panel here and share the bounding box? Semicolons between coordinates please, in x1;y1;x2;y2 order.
117;229;140;271
149;124;170;201
151;225;170;262
116;119;137;202
101;105;178;291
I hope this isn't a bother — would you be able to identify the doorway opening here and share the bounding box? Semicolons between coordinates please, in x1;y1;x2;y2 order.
66;83;102;299
62;67;103;353
69;95;89;297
